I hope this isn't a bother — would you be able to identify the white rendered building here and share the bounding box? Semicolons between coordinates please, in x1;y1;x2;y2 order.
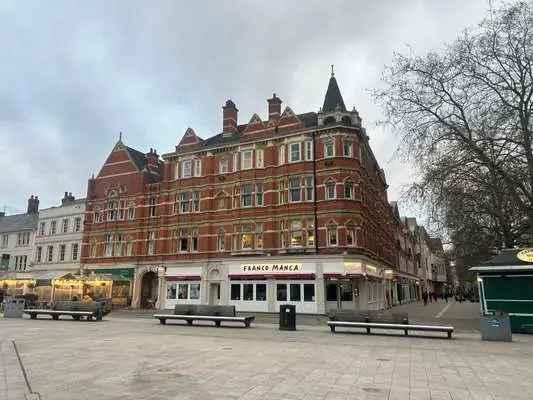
32;193;85;272
0;196;39;271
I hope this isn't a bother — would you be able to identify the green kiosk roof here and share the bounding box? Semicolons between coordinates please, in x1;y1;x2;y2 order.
470;248;533;273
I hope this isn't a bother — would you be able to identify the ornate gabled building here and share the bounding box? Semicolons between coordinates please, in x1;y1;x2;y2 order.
81;72;399;312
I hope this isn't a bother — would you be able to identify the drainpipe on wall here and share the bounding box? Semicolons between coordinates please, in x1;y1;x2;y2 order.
312;131;319;254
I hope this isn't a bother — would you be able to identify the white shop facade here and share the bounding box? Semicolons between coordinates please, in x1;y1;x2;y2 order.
161;255;392;314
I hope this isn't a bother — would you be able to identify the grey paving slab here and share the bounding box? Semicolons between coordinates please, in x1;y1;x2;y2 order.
0;313;532;400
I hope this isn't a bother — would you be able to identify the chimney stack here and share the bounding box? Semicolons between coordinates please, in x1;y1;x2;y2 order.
146;148;158;168
222;100;238;137
61;192;76;205
267;93;282;122
27;195;39;214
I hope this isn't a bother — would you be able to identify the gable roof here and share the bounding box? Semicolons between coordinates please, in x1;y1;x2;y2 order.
322;74;346;112
125;145;148;171
0;213;38;234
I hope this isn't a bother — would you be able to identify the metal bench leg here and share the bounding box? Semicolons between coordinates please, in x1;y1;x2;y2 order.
215;321;221;328
186;320;193;326
30;314;37;319
244;320;251;328
159;318;166;325
404;329;408;336
52;315;59;320
366;326;371;334
329;325;336;333
447;331;452;339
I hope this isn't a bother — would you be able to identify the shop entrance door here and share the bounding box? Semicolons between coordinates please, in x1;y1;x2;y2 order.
140;271;158;309
209;283;220;305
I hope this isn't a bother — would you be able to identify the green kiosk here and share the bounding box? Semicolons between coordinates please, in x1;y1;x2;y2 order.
470;248;533;333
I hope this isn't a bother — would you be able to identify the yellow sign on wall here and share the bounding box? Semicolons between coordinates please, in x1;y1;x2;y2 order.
517;248;533;263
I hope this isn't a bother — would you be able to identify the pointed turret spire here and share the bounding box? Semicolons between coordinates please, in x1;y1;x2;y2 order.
322;68;346;112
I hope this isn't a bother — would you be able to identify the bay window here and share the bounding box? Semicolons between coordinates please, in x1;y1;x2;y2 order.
256;183;263;206
343;141;352;157
219;159;229;174
344;182;354;199
327;225;338;247
256;149;264;168
290;221;303;247
303;176;314;201
325;181;336;200
193;159;201;177
289;177;301;202
306;220;315;247
324;140;335;158
241;184;253;207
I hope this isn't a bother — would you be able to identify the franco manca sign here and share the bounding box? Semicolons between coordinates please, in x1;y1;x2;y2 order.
240;263;302;274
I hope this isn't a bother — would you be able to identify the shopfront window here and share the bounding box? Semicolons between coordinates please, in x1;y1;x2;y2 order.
190;284;200;300
277;284;287;301
340;281;353;301
304;284;315;302
256;284;267;301
290;283;301;301
167;283;177;299
231;284;241;300
178;284;189;299
243;284;254;301
326;282;337;301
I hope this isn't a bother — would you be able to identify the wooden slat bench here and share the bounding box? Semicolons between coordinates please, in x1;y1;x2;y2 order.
24;301;105;321
328;310;453;338
328;321;454;338
154;305;255;328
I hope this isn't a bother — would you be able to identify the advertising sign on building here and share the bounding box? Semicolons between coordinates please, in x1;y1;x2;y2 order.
239;262;303;274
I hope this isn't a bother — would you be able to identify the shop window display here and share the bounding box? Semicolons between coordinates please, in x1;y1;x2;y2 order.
178;284;189;299
256;284;267;301
243;284;254;301
276;284;287;301
290;283;301;301
167;283;177;299
304;284;315;302
231;284;241;300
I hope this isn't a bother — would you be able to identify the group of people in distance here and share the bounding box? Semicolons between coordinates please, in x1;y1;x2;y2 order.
422;291;449;305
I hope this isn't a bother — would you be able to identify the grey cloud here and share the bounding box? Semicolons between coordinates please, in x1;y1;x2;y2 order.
0;0;491;217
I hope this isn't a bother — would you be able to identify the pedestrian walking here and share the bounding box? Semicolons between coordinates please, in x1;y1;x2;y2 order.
422;291;428;306
444;292;448;303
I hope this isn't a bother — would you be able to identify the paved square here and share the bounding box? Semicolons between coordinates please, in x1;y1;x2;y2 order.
1;314;532;400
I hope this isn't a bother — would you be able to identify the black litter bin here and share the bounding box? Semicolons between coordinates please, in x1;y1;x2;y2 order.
279;304;296;331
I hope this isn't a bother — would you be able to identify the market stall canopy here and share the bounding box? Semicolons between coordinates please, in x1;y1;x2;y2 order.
34;271;76;286
469;248;533;273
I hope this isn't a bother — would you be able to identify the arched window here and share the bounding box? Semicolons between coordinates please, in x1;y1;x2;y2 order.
324;116;336;125
341;116;352;125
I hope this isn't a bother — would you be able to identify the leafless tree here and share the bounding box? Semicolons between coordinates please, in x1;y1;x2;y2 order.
375;1;533;250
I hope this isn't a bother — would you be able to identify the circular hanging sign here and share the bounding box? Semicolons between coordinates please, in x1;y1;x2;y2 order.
517;248;533;263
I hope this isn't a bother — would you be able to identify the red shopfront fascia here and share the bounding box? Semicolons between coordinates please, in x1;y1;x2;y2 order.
229;274;315;281
166;275;202;282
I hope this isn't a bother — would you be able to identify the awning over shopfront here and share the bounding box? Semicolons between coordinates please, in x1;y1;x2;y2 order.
34;271;76;286
86;268;134;281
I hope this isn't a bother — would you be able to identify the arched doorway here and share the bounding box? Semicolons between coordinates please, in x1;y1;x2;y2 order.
140;271;158;308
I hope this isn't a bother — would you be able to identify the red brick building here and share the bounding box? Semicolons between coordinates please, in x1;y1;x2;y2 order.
81;72;399;312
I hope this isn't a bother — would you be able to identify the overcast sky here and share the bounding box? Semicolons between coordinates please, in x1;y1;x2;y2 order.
0;0;493;217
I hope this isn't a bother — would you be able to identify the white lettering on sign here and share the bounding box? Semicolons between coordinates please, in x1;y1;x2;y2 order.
240;263;302;274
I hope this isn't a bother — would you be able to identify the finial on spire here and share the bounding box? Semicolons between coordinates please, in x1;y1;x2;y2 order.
119;131;122;142
331;64;335;77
